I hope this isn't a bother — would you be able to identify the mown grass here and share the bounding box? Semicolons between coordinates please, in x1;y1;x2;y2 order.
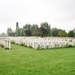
0;44;75;75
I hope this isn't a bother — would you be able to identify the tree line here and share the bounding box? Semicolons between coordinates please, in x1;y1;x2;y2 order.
7;22;75;37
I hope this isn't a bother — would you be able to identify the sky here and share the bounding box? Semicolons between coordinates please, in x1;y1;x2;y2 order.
0;0;75;34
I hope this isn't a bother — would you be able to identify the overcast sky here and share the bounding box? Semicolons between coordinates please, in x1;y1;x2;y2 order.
0;0;75;33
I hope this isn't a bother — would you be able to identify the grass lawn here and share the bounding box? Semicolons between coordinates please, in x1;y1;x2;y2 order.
0;44;75;75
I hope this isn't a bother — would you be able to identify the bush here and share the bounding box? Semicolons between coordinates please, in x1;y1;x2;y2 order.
46;45;49;49
41;45;44;49
66;43;73;48
69;40;72;42
74;43;75;46
24;44;27;47
5;47;9;50
28;45;32;48
0;44;4;48
68;45;73;47
37;44;41;50
11;40;15;44
20;42;25;46
65;43;68;48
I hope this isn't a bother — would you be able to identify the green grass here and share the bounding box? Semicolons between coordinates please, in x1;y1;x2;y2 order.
0;44;75;75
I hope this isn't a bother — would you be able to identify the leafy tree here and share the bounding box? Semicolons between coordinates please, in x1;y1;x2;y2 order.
51;27;59;36
40;27;47;37
16;22;19;36
68;30;74;37
17;28;23;36
73;28;75;37
58;29;67;37
25;30;32;36
32;28;42;36
23;24;32;36
31;24;38;36
7;27;12;36
41;22;51;36
12;31;16;36
23;24;31;30
7;22;75;37
0;33;6;36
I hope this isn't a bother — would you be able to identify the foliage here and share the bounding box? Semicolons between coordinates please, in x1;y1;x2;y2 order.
23;24;31;30
74;43;75;46
58;29;67;37
11;40;15;44
68;45;73;47
28;45;32;48
20;42;25;46
16;22;19;36
24;44;27;47
25;30;32;36
41;22;51;36
46;45;49;49
5;47;10;50
32;28;41;36
0;44;4;48
37;44;41;50
31;24;38;36
68;30;74;37
0;33;6;36
69;40;72;42
40;27;47;37
7;27;13;36
65;43;73;48
51;27;59;36
7;22;75;37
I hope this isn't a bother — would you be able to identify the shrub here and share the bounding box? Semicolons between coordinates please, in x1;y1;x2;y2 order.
20;42;25;46
28;43;32;48
37;44;41;50
74;43;75;46
0;44;4;48
24;44;27;47
41;45;44;49
69;40;72;42
11;40;15;44
65;43;73;48
54;43;59;48
46;45;49;49
68;45;73;47
65;43;69;48
5;47;9;50
28;45;32;48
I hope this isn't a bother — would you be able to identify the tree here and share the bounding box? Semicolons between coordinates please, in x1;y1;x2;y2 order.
40;22;51;36
25;30;32;36
0;33;6;36
7;27;12;36
58;29;67;37
40;27;47;37
18;28;25;36
23;24;31;30
31;24;38;36
16;22;19;36
73;28;75;37
23;24;32;36
51;27;59;36
68;30;74;37
12;31;16;36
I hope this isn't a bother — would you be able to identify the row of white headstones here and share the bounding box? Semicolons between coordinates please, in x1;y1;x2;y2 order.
7;37;75;49
0;37;11;49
